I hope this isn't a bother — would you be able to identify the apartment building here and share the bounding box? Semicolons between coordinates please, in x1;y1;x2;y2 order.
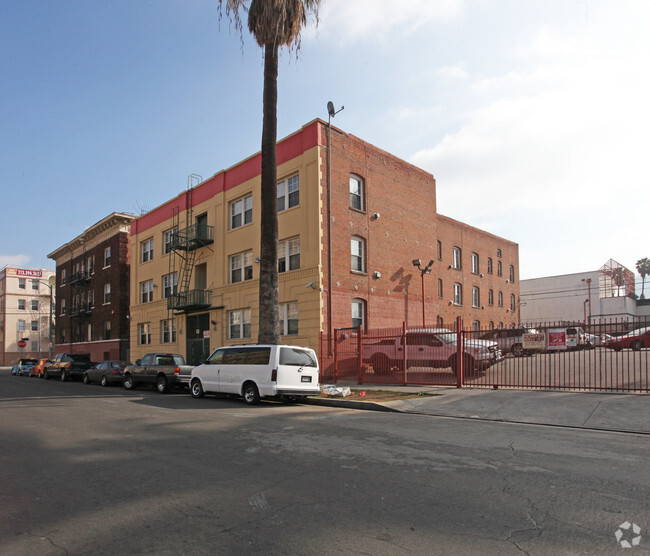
0;266;55;365
47;212;135;361
129;119;519;364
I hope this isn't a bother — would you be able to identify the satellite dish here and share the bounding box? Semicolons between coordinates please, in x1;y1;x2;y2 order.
327;101;335;117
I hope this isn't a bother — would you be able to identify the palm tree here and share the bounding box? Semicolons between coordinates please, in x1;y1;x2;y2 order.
219;0;321;343
636;257;650;299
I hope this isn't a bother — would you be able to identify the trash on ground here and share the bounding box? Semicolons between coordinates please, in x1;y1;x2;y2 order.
322;385;351;397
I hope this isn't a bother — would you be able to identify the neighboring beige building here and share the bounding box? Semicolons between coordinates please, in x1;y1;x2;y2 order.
0;266;55;365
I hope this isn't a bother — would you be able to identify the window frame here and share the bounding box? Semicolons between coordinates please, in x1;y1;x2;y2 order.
453;283;462;305
163;227;178;255
229;308;252;340
141;238;154;263
230;251;253;283
351;298;366;331
472;286;480;308
104;283;111;304
277;174;300;212
140;279;154;304
161;318;177;344
162;272;178;298
104;247;111;268
278;237;300;273
230;195;253;230
280;301;299;336
471;253;479;274
452;247;462;270
139;323;151;345
349;175;364;212
351;236;366;273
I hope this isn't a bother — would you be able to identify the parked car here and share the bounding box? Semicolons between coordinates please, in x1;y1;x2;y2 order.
83;360;132;387
605;327;650;352
11;358;38;376
122;353;194;392
363;328;503;376
190;344;320;404
31;358;52;377
44;353;95;381
479;327;539;357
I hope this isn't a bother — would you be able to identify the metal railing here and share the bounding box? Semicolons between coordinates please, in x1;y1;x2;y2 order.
166;289;211;311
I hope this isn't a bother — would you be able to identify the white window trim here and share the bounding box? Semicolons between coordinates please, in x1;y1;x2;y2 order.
230;195;253;230
280;302;299;336
277;174;300;212
230;251;253;283
349;175;364;211
278;237;300;273
351;236;366;273
229;308;252;340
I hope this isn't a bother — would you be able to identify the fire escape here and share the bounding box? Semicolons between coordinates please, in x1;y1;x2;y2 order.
167;175;215;313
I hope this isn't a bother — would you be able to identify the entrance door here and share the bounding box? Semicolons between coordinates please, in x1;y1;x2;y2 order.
186;313;210;366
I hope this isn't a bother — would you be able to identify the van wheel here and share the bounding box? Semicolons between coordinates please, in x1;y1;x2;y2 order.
284;395;298;403
156;375;169;393
633;340;645;351
123;374;136;390
82;373;90;384
511;344;524;357
191;379;205;399
451;355;476;377
242;383;260;405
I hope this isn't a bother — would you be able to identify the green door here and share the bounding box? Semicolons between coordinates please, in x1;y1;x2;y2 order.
186;313;210;366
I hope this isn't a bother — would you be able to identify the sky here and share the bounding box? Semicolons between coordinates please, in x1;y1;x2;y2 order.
1;0;648;287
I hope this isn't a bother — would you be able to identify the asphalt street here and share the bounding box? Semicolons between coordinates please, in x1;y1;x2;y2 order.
1;372;648;555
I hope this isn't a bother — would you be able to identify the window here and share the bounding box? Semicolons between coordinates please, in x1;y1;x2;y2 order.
18;299;25;310
162;272;178;298
472;321;481;331
497;249;502;258
230;195;253;229
489;321;495;330
229;309;251;339
351;236;366;273
280;302;299;336
31;279;39;290
472;287;480;308
88;256;95;275
277;174;299;211
87;323;93;342
103;320;111;340
510;294;516;312
278;237;300;272
104;283;111;304
141;238;154;263
498;291;503;307
61;270;66;285
351;299;366;330
438;278;443;298
104;247;111;267
487;258;493;275
509;265;515;282
453;283;462;305
437;240;442;260
161;318;176;343
230;251;253;283
471;253;479;274
139;323;151;345
452;247;462;269
30;341;38;352
140;280;154;303
31;300;38;311
88;290;94;308
349;175;364;211
488;289;494;306
60;328;66;343
31;320;38;331
61;298;66;315
163;228;178;255
17;319;25;331
497;261;503;277
18;278;26;289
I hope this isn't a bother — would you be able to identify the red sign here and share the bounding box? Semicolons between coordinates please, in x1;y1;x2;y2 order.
17;340;27;348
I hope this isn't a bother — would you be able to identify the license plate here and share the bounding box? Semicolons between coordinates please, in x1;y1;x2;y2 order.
301;376;311;383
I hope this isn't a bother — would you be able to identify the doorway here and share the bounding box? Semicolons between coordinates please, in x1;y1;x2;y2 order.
186;313;210;366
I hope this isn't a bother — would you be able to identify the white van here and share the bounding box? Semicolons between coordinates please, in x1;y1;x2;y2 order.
190;344;320;405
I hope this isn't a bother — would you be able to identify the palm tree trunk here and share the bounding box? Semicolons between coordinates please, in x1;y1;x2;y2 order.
257;42;280;344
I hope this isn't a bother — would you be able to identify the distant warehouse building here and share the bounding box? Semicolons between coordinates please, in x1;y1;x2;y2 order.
129;119;519;365
47;212;135;361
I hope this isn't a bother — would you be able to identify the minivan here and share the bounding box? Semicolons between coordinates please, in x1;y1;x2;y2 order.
190;344;320;404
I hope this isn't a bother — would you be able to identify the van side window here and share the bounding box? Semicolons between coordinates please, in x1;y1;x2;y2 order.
207;350;224;364
279;347;317;367
223;347;271;365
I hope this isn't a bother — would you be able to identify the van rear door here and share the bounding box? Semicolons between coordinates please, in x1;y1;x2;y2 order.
276;347;320;394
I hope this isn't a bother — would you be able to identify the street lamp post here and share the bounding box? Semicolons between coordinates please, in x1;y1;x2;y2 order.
36;278;55;358
412;259;435;327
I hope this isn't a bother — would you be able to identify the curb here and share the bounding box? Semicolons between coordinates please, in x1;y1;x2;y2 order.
303;397;401;413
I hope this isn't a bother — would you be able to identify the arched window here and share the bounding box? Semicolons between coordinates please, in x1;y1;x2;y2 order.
509;265;515;282
351;236;366;273
453;283;462;305
349;175;364;211
452;247;462;269
351;298;366;330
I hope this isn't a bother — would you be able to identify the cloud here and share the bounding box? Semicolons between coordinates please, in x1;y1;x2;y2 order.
307;0;465;45
0;254;31;268
409;2;650;278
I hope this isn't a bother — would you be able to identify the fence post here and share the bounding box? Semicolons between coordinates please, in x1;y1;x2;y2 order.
333;329;339;384
456;316;463;388
357;324;363;385
402;321;408;385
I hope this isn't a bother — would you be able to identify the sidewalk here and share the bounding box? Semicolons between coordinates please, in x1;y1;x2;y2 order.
308;384;650;435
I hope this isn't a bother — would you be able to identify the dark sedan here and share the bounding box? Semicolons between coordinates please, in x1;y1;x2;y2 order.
605;327;650;352
82;361;132;387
